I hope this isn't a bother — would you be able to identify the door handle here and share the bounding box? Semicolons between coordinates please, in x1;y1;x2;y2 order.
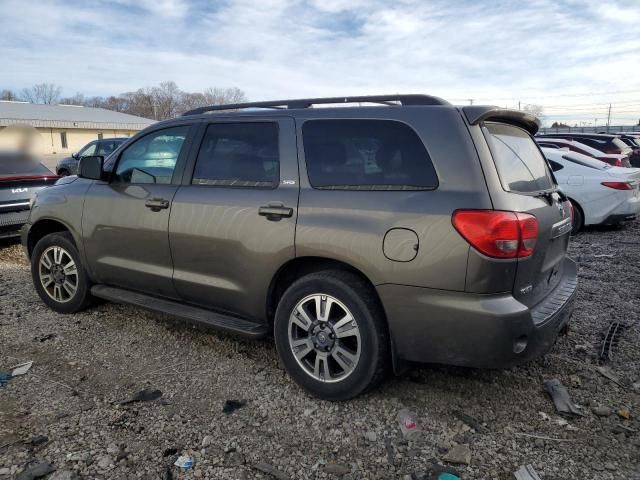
258;204;293;220
145;198;170;211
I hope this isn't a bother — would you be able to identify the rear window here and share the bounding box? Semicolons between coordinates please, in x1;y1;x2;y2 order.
302;119;437;190
0;155;50;176
484;123;554;193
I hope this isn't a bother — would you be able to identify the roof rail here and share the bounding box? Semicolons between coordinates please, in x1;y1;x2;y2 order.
182;94;450;116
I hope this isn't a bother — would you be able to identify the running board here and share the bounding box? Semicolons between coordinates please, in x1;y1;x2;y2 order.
91;285;268;338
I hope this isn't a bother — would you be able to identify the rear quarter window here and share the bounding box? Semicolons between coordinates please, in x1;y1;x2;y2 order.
302;119;437;190
484;123;554;193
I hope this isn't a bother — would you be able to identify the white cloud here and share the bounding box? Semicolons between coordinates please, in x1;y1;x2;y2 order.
0;0;639;125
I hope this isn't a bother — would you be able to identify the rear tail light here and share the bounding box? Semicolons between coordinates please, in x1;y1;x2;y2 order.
601;181;634;190
452;210;539;259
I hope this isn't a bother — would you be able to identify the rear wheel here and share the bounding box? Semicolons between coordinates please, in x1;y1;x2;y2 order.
569;200;583;235
274;271;389;400
31;232;93;313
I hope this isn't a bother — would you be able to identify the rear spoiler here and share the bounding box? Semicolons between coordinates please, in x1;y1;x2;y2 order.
462;106;541;135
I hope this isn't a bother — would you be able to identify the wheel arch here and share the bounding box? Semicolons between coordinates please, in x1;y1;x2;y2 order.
567;197;585;229
266;256;405;375
27;218;77;256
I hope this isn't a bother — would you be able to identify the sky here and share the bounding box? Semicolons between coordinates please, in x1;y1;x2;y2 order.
1;0;639;126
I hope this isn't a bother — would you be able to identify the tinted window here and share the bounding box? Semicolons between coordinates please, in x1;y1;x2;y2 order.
192;123;279;188
114;126;189;184
484;123;553;193
0;155;50;175
302;119;437;190
547;160;563;172
97;141;118;156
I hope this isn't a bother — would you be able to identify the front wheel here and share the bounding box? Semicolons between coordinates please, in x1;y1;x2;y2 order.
274;271;389;400
31;232;93;313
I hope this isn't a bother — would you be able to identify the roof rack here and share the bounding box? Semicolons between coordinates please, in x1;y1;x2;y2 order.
182;94;450;116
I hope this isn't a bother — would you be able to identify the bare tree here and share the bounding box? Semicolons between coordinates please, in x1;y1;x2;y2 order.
60;93;86;105
21;83;63;104
203;87;247;106
522;103;544;119
0;89;19;101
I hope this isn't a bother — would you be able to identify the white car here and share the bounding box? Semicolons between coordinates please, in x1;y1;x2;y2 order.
542;147;640;234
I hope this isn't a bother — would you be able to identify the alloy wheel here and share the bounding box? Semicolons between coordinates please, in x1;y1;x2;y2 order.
38;246;78;303
288;293;361;383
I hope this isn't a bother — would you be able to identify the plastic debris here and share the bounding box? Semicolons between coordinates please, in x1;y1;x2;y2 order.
617;408;631;420
453;410;488;433
408;465;462;480
15;462;55;480
120;388;162;405
30;435;48;446
222;399;246;414
173;455;194;470
596;366;622;386
543;379;585;417
12;361;33;376
254;462;291;480
0;361;33;387
514;464;542;480
398;408;421;440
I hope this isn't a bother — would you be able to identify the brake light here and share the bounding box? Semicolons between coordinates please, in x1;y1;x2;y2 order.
452;210;539;259
601;181;634;190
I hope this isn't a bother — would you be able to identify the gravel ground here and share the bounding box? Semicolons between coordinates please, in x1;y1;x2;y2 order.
0;222;639;480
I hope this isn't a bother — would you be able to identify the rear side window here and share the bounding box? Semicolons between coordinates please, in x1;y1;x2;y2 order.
302;119;437;190
192;123;279;188
484;123;554;193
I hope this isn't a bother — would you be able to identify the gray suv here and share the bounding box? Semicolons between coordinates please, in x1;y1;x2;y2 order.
56;138;127;176
22;95;577;400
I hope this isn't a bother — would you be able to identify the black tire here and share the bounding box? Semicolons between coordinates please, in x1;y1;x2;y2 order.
274;270;389;400
31;232;93;314
57;169;70;177
570;200;583;235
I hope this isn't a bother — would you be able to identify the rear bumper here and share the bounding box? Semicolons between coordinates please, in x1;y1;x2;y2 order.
378;257;578;369
0;210;30;239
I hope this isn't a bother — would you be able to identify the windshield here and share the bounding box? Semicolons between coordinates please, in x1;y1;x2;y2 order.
485;123;554;193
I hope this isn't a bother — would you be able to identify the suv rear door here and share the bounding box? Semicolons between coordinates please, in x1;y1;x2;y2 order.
168;117;298;322
481;122;572;308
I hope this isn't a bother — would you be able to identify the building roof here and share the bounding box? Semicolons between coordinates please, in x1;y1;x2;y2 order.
0;101;155;130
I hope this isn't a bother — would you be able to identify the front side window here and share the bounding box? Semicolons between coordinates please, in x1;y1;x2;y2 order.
113;126;189;184
302;119;437;190
97;141;118;156
79;142;97;157
484;122;554;193
192;123;279;188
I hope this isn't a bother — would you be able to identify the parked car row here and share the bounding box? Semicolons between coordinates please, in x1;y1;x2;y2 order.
537;132;640;167
534;132;640;233
56;138;128;176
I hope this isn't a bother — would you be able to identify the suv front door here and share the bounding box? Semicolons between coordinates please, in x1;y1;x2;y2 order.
82;124;195;298
169;118;298;321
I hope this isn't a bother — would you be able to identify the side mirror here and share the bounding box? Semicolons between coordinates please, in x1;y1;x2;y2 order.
71;152;78;159
79;155;105;180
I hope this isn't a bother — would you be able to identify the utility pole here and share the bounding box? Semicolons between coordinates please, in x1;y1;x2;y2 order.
469;99;474;105
606;104;611;132
518;101;521;111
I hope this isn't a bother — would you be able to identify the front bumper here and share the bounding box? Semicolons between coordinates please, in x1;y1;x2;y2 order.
0;210;30;239
378;257;578;369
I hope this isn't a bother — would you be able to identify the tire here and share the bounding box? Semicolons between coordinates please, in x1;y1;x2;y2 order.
57;169;70;177
569;200;583;235
31;232;93;314
274;270;389;400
